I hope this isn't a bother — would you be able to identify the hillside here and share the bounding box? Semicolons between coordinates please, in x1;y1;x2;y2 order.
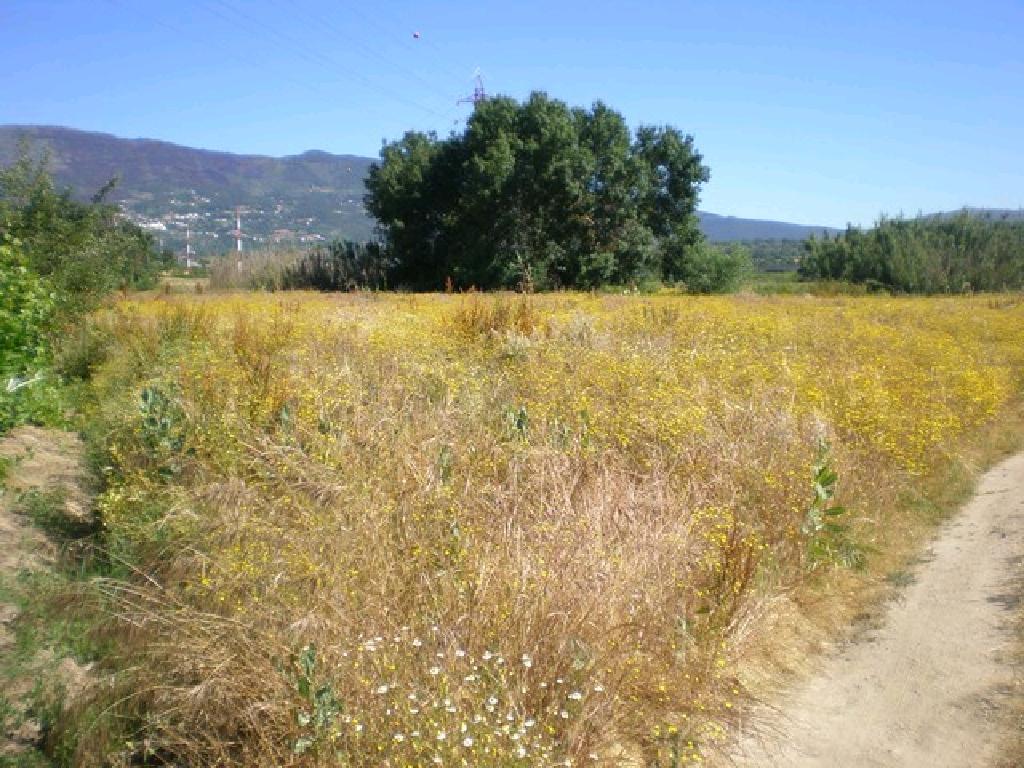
1;125;843;255
698;211;837;241
0;125;375;252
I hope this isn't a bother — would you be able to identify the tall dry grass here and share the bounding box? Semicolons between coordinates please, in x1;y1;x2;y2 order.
207;248;305;291
60;292;1024;766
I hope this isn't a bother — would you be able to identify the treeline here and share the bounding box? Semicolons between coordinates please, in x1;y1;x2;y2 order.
364;92;742;292
741;239;804;271
279;240;390;291
270;238;751;294
799;213;1024;292
1;150;165;430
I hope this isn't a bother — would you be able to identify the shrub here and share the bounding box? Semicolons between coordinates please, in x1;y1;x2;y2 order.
0;237;55;377
668;241;751;294
799;212;1024;293
0;146;161;313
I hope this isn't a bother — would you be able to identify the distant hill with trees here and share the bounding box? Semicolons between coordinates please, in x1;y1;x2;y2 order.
0;125;840;254
699;212;838;241
0;125;376;251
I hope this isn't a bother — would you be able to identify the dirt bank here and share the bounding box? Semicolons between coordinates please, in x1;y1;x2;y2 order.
0;427;94;761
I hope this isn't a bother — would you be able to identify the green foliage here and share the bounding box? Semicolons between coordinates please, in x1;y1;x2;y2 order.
799;212;1024;293
365;93;710;290
279;239;391;291
0;237;56;376
290;645;342;756
0;145;162;313
0;377;69;436
0;236;68;434
739;239;804;271
802;443;864;570
139;386;185;478
51;316;114;381
0;146;162;435
668;241;751;294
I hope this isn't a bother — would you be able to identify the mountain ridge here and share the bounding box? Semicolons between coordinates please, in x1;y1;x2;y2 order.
12;125;1011;255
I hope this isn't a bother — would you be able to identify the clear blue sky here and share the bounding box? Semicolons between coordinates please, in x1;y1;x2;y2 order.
2;0;1021;227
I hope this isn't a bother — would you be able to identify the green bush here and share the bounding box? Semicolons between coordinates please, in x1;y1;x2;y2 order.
0;146;162;435
0;238;69;430
799;212;1024;293
0;147;161;313
670;241;751;294
0;237;55;377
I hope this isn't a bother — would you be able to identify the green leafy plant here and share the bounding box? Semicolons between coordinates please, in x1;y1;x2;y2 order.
802;442;864;570
139;386;185;477
290;644;342;756
1;147;162;310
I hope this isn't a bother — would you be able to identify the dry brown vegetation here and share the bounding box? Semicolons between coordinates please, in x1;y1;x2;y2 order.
45;292;1024;766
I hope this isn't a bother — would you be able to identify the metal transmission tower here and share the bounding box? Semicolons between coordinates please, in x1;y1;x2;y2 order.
457;71;487;106
231;207;244;270
185;225;195;268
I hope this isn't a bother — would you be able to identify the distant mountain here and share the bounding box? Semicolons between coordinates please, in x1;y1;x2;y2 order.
698;212;839;241
0;124;842;254
0;125;375;252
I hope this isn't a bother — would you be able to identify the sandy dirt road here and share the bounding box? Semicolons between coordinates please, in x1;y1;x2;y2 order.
732;451;1024;768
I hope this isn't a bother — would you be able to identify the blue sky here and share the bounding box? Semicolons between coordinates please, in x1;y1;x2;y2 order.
1;0;1021;227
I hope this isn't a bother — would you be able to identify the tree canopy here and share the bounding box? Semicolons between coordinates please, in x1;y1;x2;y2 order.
365;93;710;290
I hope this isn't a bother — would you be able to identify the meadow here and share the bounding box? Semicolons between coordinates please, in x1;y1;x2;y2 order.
62;291;1024;766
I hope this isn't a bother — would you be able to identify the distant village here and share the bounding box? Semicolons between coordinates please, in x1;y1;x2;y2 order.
118;188;370;265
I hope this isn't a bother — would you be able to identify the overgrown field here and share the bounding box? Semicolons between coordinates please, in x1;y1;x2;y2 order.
65;292;1024;766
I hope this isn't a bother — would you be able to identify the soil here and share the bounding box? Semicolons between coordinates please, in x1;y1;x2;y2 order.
0;427;94;760
731;451;1024;767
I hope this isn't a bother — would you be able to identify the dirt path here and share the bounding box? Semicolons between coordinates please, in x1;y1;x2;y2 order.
0;427;93;760
732;451;1024;767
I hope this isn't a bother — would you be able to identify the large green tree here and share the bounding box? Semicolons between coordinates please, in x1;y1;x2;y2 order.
365;93;710;290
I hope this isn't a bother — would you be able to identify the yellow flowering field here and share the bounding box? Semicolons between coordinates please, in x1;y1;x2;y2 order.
74;292;1024;766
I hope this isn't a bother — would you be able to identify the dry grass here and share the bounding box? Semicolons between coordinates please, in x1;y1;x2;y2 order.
57;292;1024;766
207;248;304;291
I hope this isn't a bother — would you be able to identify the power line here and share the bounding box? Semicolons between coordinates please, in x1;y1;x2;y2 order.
104;0;470;142
292;0;463;108
205;0;451;120
336;1;473;86
100;0;382;113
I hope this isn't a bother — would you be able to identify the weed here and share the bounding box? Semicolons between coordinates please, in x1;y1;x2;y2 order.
289;645;341;756
802;442;864;570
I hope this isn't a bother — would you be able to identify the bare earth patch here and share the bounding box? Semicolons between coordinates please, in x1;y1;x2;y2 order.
0;427;94;761
732;451;1024;768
